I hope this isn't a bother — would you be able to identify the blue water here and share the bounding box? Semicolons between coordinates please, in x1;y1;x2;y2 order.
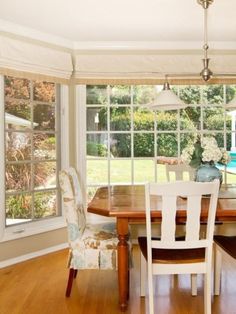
217;152;236;171
226;152;236;168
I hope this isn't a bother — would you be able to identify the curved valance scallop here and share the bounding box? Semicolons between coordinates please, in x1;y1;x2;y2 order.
0;35;73;83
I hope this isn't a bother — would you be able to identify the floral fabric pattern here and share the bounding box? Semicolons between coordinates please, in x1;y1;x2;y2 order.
59;168;120;270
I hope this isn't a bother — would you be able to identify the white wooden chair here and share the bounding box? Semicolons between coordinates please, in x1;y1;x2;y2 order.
166;163;197;295
214;235;236;295
166;163;196;181
138;180;219;314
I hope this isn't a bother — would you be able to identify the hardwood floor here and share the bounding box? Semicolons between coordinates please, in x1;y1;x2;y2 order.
0;245;236;314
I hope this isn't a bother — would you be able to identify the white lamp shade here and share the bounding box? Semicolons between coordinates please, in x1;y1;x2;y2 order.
147;89;186;111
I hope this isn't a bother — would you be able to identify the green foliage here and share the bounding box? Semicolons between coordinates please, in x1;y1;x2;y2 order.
86;85;107;104
134;134;154;157
44;136;56;145
111;134;131;157
110;86;131;104
181;107;201;129
5;100;31;121
6;194;32;219
226;86;236;103
34;193;55;218
156;111;178;130
203;85;224;104
133;86;155;104
6;193;54;220
134;110;154;130
204;112;231;148
87;141;107;157
110;107;131;130
157;133;178;157
205;112;224;130
180;133;196;152
179;85;201;104
109;110;194;157
189;140;204;168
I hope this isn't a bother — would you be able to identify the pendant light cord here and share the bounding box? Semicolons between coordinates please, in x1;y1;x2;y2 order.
203;6;208;60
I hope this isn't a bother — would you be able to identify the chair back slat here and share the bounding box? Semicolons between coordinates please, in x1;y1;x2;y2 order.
161;196;177;242
186;196;202;241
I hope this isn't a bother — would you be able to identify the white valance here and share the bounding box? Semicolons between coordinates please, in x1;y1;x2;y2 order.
74;51;236;84
0;35;73;82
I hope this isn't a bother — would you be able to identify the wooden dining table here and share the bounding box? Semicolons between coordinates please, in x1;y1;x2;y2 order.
87;184;236;311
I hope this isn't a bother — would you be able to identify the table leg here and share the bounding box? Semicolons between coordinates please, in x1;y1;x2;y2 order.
117;218;129;311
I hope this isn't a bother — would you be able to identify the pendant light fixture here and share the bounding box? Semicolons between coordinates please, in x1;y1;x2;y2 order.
146;0;212;111
198;0;213;82
145;0;236;111
147;79;185;111
198;0;236;108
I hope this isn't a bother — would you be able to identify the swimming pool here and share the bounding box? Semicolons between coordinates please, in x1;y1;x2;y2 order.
226;152;236;168
217;152;236;172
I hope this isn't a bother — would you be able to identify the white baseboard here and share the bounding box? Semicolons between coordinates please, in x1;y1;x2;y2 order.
0;242;68;269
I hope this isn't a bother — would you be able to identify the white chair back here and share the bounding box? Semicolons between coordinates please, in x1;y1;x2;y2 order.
59;169;86;240
166;164;195;181
146;180;219;251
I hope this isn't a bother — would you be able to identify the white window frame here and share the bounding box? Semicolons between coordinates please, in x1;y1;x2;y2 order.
0;78;69;242
78;84;235;196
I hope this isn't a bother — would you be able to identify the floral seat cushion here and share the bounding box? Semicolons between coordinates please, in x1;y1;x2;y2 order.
69;222;118;250
69;222;118;269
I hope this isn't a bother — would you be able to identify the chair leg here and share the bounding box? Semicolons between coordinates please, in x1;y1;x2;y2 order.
214;245;222;296
147;262;154;314
127;269;130;300
204;270;212;314
66;268;76;297
140;252;146;297
191;274;197;296
74;269;78;278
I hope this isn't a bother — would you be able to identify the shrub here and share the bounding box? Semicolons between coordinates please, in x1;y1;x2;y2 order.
87;141;107;157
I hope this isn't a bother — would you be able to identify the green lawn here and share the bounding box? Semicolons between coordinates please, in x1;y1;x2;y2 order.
87;159;236;185
86;159;236;201
87;159;170;184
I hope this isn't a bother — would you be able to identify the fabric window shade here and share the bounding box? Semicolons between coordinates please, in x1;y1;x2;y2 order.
74;52;236;85
0;35;73;83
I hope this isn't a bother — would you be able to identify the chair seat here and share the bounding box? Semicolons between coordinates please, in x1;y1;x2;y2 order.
214;235;236;259
138;236;205;264
69;222;119;270
70;222;118;249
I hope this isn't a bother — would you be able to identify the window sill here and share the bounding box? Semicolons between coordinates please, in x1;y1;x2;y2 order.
0;216;66;243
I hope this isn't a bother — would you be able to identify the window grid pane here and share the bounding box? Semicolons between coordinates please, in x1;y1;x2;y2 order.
5;76;61;226
86;84;236;196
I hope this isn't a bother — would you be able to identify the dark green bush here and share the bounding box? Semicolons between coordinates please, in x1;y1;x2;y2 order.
87;141;107;157
134;133;154;157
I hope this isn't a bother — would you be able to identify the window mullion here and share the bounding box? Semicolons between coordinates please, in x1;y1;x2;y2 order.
107;85;111;186
131;86;134;185
0;75;5;239
30;80;35;220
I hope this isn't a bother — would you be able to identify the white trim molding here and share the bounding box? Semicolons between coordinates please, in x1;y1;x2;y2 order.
0;75;5;240
0;242;68;269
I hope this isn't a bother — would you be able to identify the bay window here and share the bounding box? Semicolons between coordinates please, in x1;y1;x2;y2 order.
84;84;236;202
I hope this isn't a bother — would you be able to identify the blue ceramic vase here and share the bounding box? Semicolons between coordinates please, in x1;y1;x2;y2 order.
195;162;222;184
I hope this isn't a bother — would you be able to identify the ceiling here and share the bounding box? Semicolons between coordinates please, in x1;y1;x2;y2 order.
0;0;235;49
